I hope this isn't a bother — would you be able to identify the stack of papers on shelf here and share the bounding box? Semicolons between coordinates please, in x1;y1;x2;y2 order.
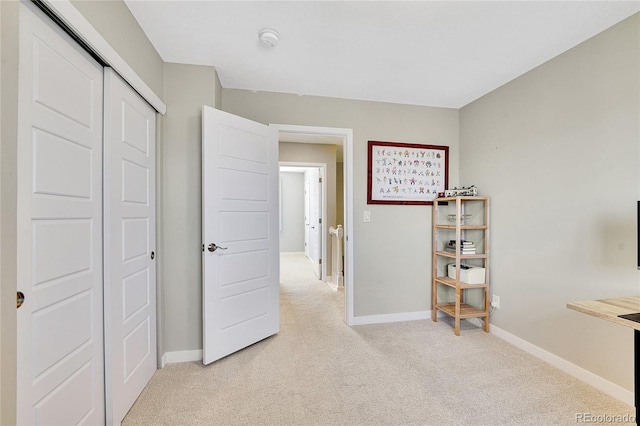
445;240;476;254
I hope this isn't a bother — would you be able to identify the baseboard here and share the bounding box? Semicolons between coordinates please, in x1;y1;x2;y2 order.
432;311;486;330
160;353;167;368
325;280;338;291
163;349;203;364
352;310;431;326
466;317;485;329
490;325;634;406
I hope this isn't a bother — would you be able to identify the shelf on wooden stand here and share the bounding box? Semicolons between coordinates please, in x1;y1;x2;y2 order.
432;196;490;336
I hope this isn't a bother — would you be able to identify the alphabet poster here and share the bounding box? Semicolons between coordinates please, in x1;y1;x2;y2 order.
367;141;449;205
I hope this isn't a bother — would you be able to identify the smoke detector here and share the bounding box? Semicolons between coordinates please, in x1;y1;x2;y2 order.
259;28;279;47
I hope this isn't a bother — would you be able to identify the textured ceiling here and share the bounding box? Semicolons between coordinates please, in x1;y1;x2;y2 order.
124;1;639;108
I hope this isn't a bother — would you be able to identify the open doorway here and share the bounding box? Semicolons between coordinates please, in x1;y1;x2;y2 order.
272;124;354;325
279;165;325;280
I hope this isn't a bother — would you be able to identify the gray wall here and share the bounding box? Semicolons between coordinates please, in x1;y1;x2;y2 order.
280;172;305;252
0;2;19;423
70;0;164;98
162;63;222;354
223;91;460;316
460;14;639;393
337;162;344;226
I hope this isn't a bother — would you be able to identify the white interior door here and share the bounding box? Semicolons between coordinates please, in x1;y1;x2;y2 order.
307;168;322;279
202;106;279;365
304;179;311;257
16;3;105;424
103;68;157;424
313;168;323;278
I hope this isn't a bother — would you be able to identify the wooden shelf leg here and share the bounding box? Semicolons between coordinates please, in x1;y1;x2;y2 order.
483;286;490;333
432;274;438;323
454;287;461;336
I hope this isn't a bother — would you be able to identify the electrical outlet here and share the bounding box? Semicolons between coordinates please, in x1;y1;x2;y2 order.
491;295;501;309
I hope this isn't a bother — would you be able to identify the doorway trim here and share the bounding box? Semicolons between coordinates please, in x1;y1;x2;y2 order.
271;124;354;326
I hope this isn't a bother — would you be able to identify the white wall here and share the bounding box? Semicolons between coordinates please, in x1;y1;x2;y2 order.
460;13;639;393
280;172;305;252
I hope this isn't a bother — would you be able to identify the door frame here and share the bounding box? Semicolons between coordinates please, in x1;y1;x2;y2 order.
271;124;354;326
279;162;327;281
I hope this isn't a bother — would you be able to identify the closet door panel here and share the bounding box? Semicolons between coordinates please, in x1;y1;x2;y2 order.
16;3;105;425
104;68;157;425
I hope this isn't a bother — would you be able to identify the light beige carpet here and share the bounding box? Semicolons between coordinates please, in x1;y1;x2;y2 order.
123;252;633;425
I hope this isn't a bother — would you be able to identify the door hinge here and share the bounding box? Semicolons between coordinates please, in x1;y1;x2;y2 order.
319;259;322;265
319;177;322;183
319;218;322;224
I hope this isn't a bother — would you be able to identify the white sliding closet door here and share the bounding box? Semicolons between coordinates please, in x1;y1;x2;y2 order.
16;3;105;424
16;4;158;423
104;68;157;424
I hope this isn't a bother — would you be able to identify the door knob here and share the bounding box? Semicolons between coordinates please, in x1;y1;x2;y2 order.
17;291;25;309
208;243;228;252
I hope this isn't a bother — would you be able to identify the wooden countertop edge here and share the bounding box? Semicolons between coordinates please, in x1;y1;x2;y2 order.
567;297;640;332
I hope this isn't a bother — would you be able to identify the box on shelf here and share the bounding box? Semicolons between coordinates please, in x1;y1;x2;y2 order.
447;264;485;285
